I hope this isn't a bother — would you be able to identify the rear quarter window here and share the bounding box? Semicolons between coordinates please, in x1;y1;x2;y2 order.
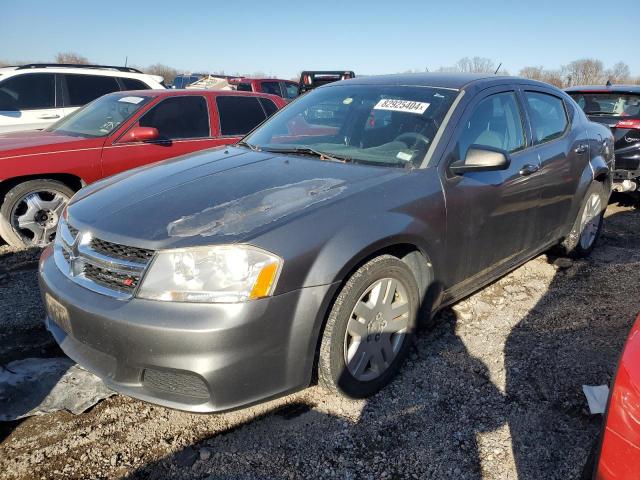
64;74;120;107
119;77;151;90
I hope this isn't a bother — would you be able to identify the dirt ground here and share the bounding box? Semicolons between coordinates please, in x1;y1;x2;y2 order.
1;197;639;480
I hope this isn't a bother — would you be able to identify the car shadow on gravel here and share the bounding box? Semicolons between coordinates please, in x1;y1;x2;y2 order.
505;205;640;480
125;310;507;479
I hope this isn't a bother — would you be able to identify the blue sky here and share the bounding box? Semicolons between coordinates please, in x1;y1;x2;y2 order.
2;0;638;78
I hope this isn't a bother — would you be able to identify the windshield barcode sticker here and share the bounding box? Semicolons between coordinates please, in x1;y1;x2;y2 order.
373;99;430;115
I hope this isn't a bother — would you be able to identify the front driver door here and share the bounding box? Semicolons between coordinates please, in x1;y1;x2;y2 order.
441;87;543;288
101;95;224;177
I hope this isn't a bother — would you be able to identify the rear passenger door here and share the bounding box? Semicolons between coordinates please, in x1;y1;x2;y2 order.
214;95;271;138
441;87;543;287
523;88;587;242
0;73;61;132
61;74;121;118
101;95;225;177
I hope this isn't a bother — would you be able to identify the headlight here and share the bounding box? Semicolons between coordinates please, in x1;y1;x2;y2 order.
137;245;282;303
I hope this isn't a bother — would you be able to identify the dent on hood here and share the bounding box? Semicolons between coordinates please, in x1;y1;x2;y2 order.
167;178;346;237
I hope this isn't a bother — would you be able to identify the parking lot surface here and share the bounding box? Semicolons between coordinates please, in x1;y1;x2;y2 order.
1;199;639;480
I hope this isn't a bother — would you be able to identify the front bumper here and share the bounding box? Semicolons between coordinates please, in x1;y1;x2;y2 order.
38;247;337;412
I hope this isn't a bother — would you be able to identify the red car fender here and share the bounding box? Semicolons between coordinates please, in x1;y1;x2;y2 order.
597;314;640;479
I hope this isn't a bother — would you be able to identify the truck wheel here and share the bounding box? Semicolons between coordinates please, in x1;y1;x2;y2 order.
318;255;419;398
0;180;73;248
558;182;607;258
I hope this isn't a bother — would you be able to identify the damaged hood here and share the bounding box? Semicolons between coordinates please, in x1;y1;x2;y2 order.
68;147;406;248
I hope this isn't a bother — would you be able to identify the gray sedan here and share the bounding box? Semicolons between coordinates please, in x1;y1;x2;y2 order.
39;73;614;412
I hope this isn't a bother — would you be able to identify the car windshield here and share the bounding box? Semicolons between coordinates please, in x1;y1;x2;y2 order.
243;84;459;168
569;92;640;118
46;94;152;137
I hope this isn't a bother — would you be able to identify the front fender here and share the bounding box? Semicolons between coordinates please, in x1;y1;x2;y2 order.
304;210;444;288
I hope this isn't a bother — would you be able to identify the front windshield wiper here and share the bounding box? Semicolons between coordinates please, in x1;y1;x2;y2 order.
236;140;261;151
261;146;352;163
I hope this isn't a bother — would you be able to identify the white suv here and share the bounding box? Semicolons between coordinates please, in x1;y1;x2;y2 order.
0;64;165;133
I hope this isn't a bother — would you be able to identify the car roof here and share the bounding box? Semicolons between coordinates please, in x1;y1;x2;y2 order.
0;65;160;81
104;89;285;102
328;72;539;90
565;84;640;94
239;78;297;83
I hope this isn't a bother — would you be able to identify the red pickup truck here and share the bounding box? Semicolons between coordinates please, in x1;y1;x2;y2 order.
0;89;286;247
235;78;299;102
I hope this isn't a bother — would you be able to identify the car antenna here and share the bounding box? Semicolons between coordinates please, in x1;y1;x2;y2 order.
494;63;502;75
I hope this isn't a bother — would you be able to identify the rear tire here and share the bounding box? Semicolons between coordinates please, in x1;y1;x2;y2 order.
0;180;73;248
557;182;607;258
318;255;419;398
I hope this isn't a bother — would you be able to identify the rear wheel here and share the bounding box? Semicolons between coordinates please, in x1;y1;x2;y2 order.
318;255;419;398
558;182;606;258
0;180;73;248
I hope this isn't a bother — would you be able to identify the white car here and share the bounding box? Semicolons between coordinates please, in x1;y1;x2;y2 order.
0;64;165;133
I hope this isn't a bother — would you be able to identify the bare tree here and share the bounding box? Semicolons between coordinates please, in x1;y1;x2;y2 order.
519;66;564;87
457;56;496;73
562;58;606;86
607;62;631;84
55;52;90;64
145;63;178;84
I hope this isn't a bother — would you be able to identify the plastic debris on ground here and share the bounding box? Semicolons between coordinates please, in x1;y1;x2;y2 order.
0;357;114;421
582;384;610;415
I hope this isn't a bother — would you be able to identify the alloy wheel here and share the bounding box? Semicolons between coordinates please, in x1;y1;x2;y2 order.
578;193;602;250
11;190;69;246
344;277;410;382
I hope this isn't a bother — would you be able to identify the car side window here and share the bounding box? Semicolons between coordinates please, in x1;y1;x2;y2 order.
0;73;55;111
524;91;568;144
64;74;120;107
258;98;278;118
284;83;298;100
457;92;526;160
139;96;210;139
261;81;282;97
119;78;150;90
216;96;267;136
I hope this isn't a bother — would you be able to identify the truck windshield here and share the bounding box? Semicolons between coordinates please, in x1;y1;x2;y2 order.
46;94;152;137
243;84;458;168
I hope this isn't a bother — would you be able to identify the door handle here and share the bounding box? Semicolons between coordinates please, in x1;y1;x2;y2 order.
519;164;540;176
38;114;60;119
574;144;588;155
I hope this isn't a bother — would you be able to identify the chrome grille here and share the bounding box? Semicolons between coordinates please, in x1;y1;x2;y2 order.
90;238;154;263
53;219;154;300
83;263;140;293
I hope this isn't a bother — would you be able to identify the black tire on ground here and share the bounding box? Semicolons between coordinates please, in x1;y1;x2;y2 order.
318;254;420;398
0;179;74;248
556;181;607;258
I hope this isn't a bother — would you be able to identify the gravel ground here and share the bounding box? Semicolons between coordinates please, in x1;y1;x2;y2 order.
1;198;639;480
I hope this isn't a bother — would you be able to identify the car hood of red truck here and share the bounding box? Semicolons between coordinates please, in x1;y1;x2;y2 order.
0;130;102;159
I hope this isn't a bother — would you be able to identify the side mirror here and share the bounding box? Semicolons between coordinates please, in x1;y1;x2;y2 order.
121;126;159;143
450;146;510;175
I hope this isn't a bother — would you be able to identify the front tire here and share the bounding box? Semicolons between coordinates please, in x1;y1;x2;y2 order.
558;182;607;258
318;255;419;398
0;180;73;248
